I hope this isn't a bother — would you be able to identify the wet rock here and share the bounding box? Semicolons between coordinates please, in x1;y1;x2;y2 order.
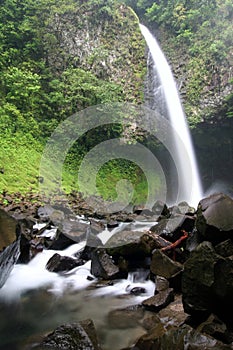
212;255;233;320
130;287;146;295
154;276;169;292
196;193;233;244
78;233;103;261
150;249;183;279
37;205;56;222
150;214;195;243
151;200;170;217
105;230;149;258
105;230;170;261
142;288;174;312
106;220;119;229
90;249;126;280
158;294;188;328
215;239;233;257
46;253;84;273
108;305;144;329
57;218;88;242
0;208;19;250
140;231;171;253
0;238;20;288
89;219;105;234
142;314;162;331
48;229;77;250
134;324;232;350
182;241;221;318
197;314;233;344
133;205;154;216
32;320;102;349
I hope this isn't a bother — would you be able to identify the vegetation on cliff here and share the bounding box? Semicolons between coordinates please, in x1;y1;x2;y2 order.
123;0;233;126
0;0;147;198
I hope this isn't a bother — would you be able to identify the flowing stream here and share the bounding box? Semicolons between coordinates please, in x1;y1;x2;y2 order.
0;222;155;350
140;24;203;207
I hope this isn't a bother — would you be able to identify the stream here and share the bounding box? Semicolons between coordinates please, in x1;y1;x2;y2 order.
0;221;155;350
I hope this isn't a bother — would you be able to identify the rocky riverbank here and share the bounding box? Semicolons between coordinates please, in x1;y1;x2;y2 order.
1;191;233;349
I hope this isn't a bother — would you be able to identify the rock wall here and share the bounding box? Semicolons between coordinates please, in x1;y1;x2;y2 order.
42;3;146;103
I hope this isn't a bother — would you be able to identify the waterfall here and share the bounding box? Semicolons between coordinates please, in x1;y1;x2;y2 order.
140;24;203;206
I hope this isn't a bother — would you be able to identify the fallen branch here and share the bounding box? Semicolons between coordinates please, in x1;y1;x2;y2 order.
161;230;188;252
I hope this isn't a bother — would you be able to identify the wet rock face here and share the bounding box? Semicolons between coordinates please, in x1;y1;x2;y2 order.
134;324;231;350
182;240;233;321
150;249;183;279
90;249;126;280
33;320;102;350
142;288;174;312
196;193;233;244
46;253;84;273
0;208;19;251
0;239;20;288
0;209;20;288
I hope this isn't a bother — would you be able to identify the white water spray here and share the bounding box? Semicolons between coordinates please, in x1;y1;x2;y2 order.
140;24;203;206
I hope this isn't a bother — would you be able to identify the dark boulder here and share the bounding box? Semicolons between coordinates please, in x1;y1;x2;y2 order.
46;253;84;273
197;314;233;344
134;324;232;350
32;320;102;350
196;193;233;244
142;288;174;312
212;255;233;320
0;238;20;288
151;249;183;279
56;218;88;243
48;229;77;250
90;248;126;280
215;239;233;258
151;200;170;217
105;230;170;260
150;214;195;243
78;233;103;262
107;305;144;329
0;208;19;250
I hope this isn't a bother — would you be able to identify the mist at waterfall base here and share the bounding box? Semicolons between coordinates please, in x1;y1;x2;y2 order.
140;24;203;207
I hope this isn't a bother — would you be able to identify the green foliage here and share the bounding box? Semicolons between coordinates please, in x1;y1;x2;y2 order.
0;0;147;202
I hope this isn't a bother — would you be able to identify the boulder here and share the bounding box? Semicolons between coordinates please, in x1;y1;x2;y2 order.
105;230;149;258
90;249;126;280
48;229;77;250
151;200;170;217
154;276;169;292
142;288;174;312
150;249;183;279
0;208;19;251
212;255;233;319
46;253;84;273
105;230;170;260
56;218;88;242
215;239;233;257
150;214;195;243
197;314;233;344
107;305;144;329
0;238;20;288
78;233;103;261
32;320;102;350
182;241;220;318
134;324;232;350
196;193;233;244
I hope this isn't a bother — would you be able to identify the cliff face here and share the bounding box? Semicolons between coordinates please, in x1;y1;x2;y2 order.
42;2;146;103
154;28;233;127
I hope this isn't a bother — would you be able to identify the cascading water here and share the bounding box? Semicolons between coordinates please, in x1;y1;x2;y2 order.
140;24;203;206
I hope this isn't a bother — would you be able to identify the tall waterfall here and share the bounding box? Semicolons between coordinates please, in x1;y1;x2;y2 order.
140;24;203;206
